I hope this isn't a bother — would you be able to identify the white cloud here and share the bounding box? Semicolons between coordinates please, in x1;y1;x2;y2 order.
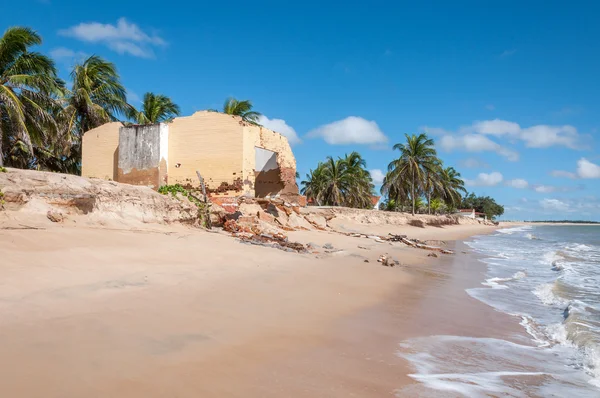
550;170;577;179
471;119;521;136
257;115;301;145
459;158;489;169
440;134;519;161
464;172;503;187
464;119;582;149
577;158;600;179
540;198;570;212
307;116;387;145
59;18;166;58
507;179;529;189
369;169;385;185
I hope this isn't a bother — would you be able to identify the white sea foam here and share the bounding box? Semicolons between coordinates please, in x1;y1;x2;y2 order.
397;335;598;397
497;225;532;235
533;283;569;307
403;225;600;395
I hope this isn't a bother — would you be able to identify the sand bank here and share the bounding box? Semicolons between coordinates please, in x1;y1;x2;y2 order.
0;211;503;397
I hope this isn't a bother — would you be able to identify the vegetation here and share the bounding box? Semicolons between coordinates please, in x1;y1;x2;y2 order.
128;92;180;124
383;133;440;215
0;166;6;172
460;193;504;220
158;184;211;227
381;133;467;215
221;97;261;123
301;152;374;208
0;27;64;168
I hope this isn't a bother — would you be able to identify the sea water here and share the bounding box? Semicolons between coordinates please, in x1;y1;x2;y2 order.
397;225;600;397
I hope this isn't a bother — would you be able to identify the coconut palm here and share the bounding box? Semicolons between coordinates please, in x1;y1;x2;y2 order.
128;92;180;124
301;152;374;208
382;133;440;215
436;166;466;208
57;55;131;174
222;97;261;123
0;26;64;167
61;55;130;134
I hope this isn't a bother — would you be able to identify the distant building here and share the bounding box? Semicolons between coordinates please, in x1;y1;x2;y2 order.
455;208;487;221
82;111;301;209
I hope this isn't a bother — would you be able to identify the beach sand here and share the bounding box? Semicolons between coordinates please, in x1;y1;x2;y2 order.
0;217;508;397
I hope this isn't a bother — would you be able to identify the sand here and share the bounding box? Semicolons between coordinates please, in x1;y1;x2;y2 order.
0;214;501;397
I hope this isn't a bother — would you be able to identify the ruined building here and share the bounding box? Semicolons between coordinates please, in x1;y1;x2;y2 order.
81;111;301;208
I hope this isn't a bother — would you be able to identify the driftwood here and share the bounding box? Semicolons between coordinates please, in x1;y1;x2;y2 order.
330;229;454;254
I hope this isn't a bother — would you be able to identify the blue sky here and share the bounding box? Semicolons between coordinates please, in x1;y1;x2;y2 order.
3;0;600;220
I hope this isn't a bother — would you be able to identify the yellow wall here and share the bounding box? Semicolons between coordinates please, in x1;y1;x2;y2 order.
242;124;298;196
167;111;244;191
81;112;298;197
81;122;121;180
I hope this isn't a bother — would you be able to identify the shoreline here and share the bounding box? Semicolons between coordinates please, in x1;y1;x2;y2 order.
0;217;499;397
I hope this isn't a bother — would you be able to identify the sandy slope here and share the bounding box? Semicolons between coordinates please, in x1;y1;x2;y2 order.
0;210;496;397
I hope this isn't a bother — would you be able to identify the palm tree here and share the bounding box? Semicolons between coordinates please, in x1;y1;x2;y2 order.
383;133;439;215
301;152;374;208
128;92;180;124
222;97;260;123
437;166;466;209
58;55;131;174
0;26;64;167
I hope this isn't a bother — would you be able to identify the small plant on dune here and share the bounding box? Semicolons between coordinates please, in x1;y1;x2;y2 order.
158;184;211;227
0;167;6;172
0;190;5;209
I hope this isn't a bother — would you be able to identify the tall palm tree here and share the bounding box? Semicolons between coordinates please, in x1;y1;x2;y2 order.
437;166;466;209
58;55;131;174
383;133;440;215
128;92;180;124
222;97;260;123
0;26;64;167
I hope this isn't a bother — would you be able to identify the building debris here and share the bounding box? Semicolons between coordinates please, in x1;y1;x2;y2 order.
378;254;398;267
46;210;64;223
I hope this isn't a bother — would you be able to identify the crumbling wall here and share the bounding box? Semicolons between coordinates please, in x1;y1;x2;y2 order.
168;111;245;195
81;122;122;181
242;124;299;198
117;124;168;190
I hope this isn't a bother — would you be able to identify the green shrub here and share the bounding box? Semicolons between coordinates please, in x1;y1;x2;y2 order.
0;167;6;173
158;184;211;227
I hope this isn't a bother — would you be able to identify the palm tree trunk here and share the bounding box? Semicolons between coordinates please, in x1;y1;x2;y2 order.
427;190;431;214
411;172;416;216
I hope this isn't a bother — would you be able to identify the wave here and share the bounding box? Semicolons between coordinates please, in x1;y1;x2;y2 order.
497;225;532;235
533;282;570;307
482;271;527;289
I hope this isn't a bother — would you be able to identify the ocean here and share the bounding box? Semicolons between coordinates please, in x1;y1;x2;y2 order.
398;225;600;397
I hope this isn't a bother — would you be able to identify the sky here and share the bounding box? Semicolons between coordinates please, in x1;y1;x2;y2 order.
3;0;600;220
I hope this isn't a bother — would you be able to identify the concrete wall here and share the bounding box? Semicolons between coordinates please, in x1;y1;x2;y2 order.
117;124;168;190
167;111;244;194
242;124;298;198
81;122;122;180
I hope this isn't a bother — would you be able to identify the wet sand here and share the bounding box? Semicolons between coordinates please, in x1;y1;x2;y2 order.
0;218;504;397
